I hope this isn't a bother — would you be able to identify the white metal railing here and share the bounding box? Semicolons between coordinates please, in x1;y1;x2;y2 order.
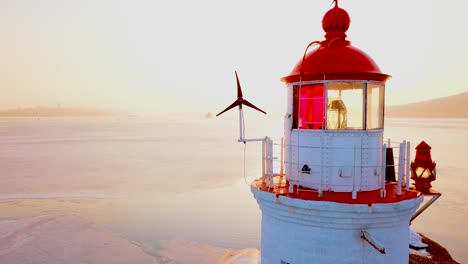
262;137;284;188
261;137;412;199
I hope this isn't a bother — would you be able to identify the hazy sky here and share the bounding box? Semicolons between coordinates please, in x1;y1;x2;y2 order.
1;0;467;114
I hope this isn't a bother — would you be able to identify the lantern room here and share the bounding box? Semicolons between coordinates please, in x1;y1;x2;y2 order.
282;4;390;131
281;3;391;193
288;81;386;130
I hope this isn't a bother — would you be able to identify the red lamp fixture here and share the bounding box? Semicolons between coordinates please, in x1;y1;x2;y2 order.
410;141;437;192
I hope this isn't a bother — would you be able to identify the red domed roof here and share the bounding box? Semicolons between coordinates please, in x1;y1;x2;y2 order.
281;4;390;83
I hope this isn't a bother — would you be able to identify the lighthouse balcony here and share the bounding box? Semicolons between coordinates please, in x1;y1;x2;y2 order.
258;137;420;204
252;176;420;205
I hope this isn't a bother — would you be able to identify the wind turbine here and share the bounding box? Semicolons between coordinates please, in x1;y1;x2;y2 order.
217;71;266;143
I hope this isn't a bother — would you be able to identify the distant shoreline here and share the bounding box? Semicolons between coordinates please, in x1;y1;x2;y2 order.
0;107;117;117
386;92;468;119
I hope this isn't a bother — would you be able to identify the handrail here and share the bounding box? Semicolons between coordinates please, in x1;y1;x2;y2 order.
262;138;412;197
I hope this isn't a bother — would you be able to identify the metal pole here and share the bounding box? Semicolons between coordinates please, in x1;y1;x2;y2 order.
406;141;411;191
238;138;265;142
381;143;387;198
410;193;442;223
319;134;323;197
397;142;404;195
239;108;243;142
280;137;284;176
266;137;270;178
288;134;294;194
262;138;266;177
269;137;274;188
361;231;386;254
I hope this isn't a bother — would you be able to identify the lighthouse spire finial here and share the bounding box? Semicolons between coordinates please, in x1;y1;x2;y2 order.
333;0;338;8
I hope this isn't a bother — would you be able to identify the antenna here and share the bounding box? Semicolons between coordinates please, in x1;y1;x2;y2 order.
216;71;266;143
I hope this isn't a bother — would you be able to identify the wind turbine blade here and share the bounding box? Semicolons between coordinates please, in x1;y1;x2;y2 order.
235;71;243;99
243;99;267;115
216;101;241;117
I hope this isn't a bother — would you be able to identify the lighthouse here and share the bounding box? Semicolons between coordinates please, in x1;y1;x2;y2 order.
248;2;424;264
216;1;429;263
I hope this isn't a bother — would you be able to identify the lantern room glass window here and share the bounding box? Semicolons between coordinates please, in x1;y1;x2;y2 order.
327;82;364;130
366;83;385;129
293;84;325;129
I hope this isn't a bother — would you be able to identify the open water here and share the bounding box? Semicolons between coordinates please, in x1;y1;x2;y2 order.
0;114;466;262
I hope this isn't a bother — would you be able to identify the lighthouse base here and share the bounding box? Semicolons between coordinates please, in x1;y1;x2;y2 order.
252;187;423;264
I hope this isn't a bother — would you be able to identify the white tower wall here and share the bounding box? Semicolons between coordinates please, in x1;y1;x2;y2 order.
285;129;384;192
252;188;423;264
